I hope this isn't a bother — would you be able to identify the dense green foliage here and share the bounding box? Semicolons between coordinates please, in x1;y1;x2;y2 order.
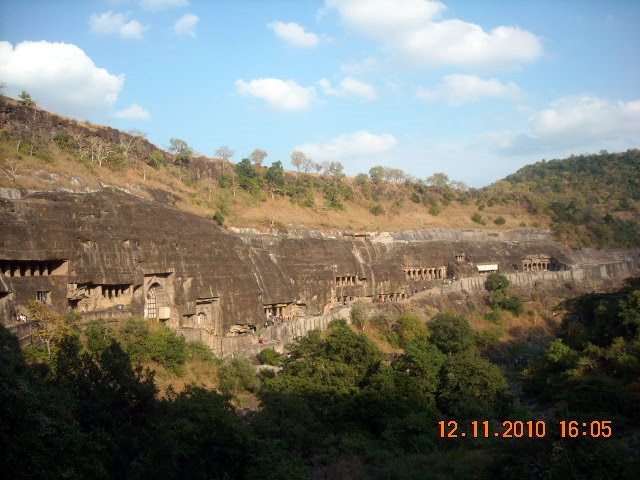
427;312;475;355
487;149;640;247
3;282;639;478
485;273;525;315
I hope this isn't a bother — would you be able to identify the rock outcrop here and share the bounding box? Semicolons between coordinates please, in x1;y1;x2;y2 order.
1;188;639;355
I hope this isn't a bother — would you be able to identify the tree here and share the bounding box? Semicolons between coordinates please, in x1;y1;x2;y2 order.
393;339;445;395
265;161;285;198
235;158;262;195
350;304;367;330
369;166;385;184
215;145;234;162
394;313;429;347
428;312;475;355
438;353;510;418
19;90;35;106
321;161;345;179
426;172;450;188
485;272;510;292
168;138;193;165
120;130;146;159
290;150;308;172
27;300;70;357
249;148;268;167
383;167;406;184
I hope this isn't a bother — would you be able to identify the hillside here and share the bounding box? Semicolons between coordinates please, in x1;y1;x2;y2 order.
1;95;639;246
485;150;640;247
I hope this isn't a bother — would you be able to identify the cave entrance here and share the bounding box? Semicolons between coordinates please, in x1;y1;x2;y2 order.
146;286;158;320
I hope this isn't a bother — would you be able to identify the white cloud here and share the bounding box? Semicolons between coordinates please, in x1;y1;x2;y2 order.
236;78;316;111
0;40;124;117
418;74;519;105
488;96;640;155
296;131;397;161
269;21;320;47
140;0;188;11
89;11;149;40
326;0;543;69
532;96;640;138
327;0;445;36
174;13;199;37
114;103;150;120
318;76;377;101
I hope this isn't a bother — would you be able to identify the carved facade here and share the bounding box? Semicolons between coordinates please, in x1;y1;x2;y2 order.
0;189;590;339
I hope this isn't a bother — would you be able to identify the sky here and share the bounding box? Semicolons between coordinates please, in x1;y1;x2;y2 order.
1;0;639;187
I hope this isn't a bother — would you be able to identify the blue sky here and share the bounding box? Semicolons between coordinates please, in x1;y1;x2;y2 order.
1;0;639;186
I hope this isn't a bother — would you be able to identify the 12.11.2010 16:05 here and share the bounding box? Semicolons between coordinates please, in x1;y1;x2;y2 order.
438;420;612;439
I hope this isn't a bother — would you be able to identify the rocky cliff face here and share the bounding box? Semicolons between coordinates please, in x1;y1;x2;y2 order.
1;188;638;343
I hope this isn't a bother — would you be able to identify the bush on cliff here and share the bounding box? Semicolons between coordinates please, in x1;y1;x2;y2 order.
146;326;189;375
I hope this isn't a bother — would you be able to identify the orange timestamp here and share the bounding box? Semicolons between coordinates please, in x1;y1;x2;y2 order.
438;420;613;439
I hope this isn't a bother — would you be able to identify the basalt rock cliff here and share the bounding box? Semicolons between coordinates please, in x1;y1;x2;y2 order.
3;186;639;353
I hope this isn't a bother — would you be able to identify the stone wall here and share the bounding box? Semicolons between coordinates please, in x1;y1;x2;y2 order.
178;308;348;358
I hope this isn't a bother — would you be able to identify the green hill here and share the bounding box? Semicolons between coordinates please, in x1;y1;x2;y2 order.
485;149;640;247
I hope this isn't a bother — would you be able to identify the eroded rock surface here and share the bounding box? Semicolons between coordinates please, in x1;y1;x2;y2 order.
1;189;639;355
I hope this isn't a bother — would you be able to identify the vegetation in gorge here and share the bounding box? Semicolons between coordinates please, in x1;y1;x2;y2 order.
3;279;639;478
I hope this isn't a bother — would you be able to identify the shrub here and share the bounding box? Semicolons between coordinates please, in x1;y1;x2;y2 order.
53;132;72;150
489;292;525;316
86;319;113;357
428;204;441;216
148;150;164;168
471;212;486;225
369;204;384;216
350;304;367;330
187;340;218;364
218;357;259;395
499;295;525;316
146;326;189;375
119;317;151;360
258;348;283;366
212;210;225;226
494;216;506;225
485;273;510;292
484;310;502;324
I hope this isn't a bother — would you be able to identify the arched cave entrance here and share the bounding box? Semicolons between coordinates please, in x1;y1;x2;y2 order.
145;282;167;321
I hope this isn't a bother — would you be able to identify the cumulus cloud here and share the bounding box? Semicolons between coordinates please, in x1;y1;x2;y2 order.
114;103;150;120
0;40;124;117
236;78;316;111
296;131;397;161
174;13;199;37
318;77;377;101
325;0;542;69
269;21;320;47
140;0;188;11
418;74;519;105
90;11;149;39
490;96;640;154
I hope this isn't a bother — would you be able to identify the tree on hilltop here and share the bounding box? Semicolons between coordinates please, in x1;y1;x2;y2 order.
249;148;267;167
426;172;450;188
290;150;308;172
168;138;193;165
19;90;36;106
215;145;234;162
